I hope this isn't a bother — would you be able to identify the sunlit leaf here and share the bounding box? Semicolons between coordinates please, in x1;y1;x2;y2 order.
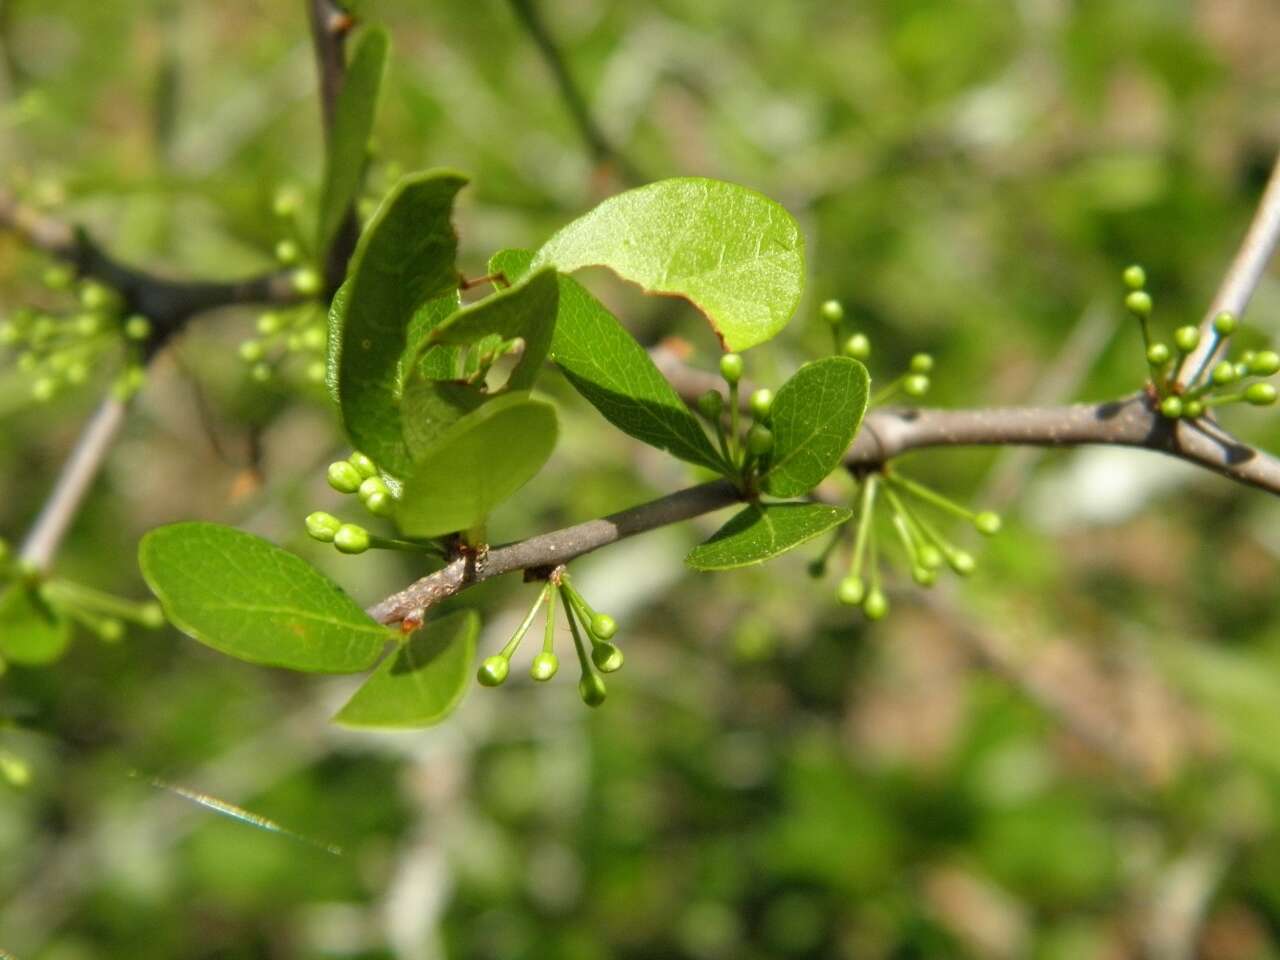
686;502;851;571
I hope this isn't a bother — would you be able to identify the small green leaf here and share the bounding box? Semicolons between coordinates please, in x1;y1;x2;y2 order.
0;582;71;665
333;610;478;728
763;357;869;498
686;502;851;571
532;177;805;352
397;393;558;538
329;170;467;476
492;248;729;474
401;268;559;456
139;523;391;673
316;26;388;256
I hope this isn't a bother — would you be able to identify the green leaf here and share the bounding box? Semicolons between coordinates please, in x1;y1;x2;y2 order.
401;268;559;456
329;170;467;476
686;502;851;571
492;249;730;474
763;357;869;498
316;26;388;256
532;177;805;352
139;523;391;673
333;610;478;728
397;393;558;538
0;582;71;665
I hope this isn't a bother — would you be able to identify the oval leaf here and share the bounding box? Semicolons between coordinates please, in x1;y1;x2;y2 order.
492;248;729;474
0;581;71;665
396;393;559;538
763;357;869;498
139;523;391;673
532;177;805;352
333;609;478;728
686;502;851;571
329;169;468;476
316;26;388;255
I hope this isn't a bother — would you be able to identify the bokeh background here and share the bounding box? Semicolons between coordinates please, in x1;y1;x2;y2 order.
3;0;1280;957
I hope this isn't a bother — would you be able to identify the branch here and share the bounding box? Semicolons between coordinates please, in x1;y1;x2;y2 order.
506;0;644;184
1178;150;1280;386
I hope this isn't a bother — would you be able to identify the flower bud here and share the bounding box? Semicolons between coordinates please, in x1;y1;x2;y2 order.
305;511;342;542
257;311;283;335
238;340;264;363
1159;395;1183;419
1246;383;1277;406
1146;343;1170;365
912;565;936;586
973;511;1002;535
292;267;322;297
749;388;774;420
124;315;151;341
1213;311;1238;336
578;672;607;707
910;353;934;374
1249;350;1280;376
903;374;930;398
1125;290;1152;317
275;240;300;265
863;589;889;620
327;460;363;494
1211;360;1238;386
477;655;510;686
333;523;370;554
719;353;743;385
1183;399;1203;419
1123;264;1146;290
348;452;378;478
837;576;864;606
590;613;618;640
696;389;724;421
358;475;390;503
949;550;975;576
841;333;870;360
746;424;774;457
364;491;394;517
819;299;844;324
531;651;559;681
591;642;624;673
1173;325;1201;353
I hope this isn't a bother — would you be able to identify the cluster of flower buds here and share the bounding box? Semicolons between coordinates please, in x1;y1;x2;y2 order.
238;306;328;386
819;299;931;403
477;573;621;707
694;352;776;480
305;452;447;557
1123;265;1276;418
811;468;1000;620
0;271;148;404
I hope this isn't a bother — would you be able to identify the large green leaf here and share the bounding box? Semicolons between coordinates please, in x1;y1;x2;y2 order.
401;268;558;456
316;26;388;256
397;393;559;538
334;610;478;728
763;357;869;498
491;249;729;474
686;502;851;571
532;177;805;352
139;523;391;673
0;581;71;665
329;170;467;476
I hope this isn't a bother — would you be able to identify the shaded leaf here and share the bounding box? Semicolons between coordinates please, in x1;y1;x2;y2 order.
329;170;467;476
0;581;71;665
686;502;851;571
316;27;388;256
533;177;805;351
334;610;478;728
139;523;391;673
397;393;559;538
763;357;869;498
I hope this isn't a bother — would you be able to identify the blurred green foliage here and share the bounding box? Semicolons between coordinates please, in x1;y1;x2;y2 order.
3;0;1280;956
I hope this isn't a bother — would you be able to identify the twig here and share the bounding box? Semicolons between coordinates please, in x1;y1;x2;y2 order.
506;0;644;183
1178;150;1280;387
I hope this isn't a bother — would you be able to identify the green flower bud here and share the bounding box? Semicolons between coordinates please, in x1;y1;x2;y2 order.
0;752;31;788
1241;351;1257;367
918;544;944;569
292;267;322;297
286;333;304;352
238;339;264;363
358;475;390;503
333;523;370;554
1236;363;1250;380
42;264;74;290
363;491;394;517
76;312;104;337
257;311;283;335
1146;343;1170;365
591;642;624;673
696;389;724;420
275;239;300;265
719;353;743;385
301;325;326;352
98;618;124;642
1246;382;1277;406
306;361;326;383
64;361;88;385
139;603;166;629
1160;395;1183;419
746;424;774;457
863;589;889;620
1124;290;1153;317
949;550;975;576
16;351;37;372
1173;325;1201;353
31;377;58;402
477;655;510;686
272;186;301;217
1122;264;1146;290
250;362;272;383
305;511;342;542
1249;350;1280;376
819;299;844;324
30;316;55;341
78;281;115;312
590;613;618;640
531;651;559;681
327;460;363;494
1183;399;1204;419
578;672;607;707
348;452;378;478
47;350;72;372
903;374;930;398
912;565;936;586
749;388;774;420
0;321;19;345
1212;360;1238;385
841;333;871;360
974;511;1002;535
910;353;934;374
124;315;151;341
1213;311;1238;336
837;576;864;606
